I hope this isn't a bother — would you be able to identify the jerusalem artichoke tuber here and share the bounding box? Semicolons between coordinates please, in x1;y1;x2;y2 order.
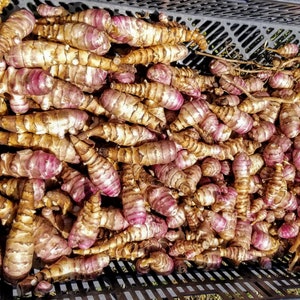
0;108;89;138
0;131;80;163
33;22;111;55
78;121;157;146
70;135;121;197
110;81;184;110
108;15;207;49
5;40;119;72
68;191;102;249
99;140;178;166
0;149;62;179
99;88;164;131
121;163;147;225
3;180;37;284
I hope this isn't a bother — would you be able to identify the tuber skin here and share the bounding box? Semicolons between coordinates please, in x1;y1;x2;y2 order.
0;108;89;139
100;140;178;166
48;64;107;93
169;99;209;132
37;8;112;32
38;189;73;215
70;135;121;197
5;40;119;72
279;103;300;138
36;3;69;17
113;44;189;66
121;163;147;225
263;164;286;207
107;15;207;49
232;152;251;220
166;205;186;228
60;162;98;203
230;220;252;250
183;204;201;232
78;121;157;146
136;251;174;275
0;131;80;164
106;242;146;261
0;9;35;61
100;88;164;131
73;214;168;255
33;22;111;56
98;207;129;231
3;180;38;284
146;185;179;217
153;162;192;195
111;81;184;110
0;149;62;179
193;183;221;207
238;97;269;114
30;78;108;116
68;191;102;250
17;254;110;297
0;177;45;204
147;63;215;96
208;103;254;134
0;194;17;226
33;215;72;263
0;66;54;97
169;239;205;258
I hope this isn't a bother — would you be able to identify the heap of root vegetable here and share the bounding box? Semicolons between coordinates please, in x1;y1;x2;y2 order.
0;2;300;297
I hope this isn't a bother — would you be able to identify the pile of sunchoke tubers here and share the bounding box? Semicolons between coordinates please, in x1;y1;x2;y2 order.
0;2;300;297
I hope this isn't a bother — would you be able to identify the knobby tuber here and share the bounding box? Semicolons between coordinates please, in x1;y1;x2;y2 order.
70;135;121;197
0;109;89;139
1;3;300;297
107;15;207;49
0;149;62;179
121;163;147;225
3;180;38;284
68;191;102;249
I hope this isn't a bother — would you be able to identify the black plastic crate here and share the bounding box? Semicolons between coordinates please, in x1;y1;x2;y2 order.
1;0;300;299
1;256;300;299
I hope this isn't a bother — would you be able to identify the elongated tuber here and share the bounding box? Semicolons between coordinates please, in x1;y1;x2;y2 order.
5;40;119;72
17;254;110;296
100;88;164;131
68;191;102;249
73;214;168;255
121;163;147;225
33;22;111;55
108;15;207;49
3;180;37;284
49;64;107;93
0;108;89;138
0;149;62;179
78;121;157;146
0;131;80;163
70;135;121;197
111;81;184;110
100;140;178;166
113;44;189;66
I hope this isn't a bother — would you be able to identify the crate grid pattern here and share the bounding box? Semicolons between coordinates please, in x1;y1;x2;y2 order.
1;257;300;299
1;0;300;299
